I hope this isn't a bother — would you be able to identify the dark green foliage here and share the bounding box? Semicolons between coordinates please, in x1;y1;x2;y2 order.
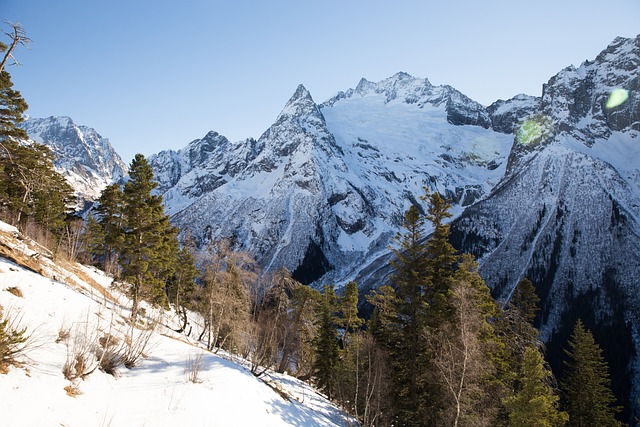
0;69;73;238
0;70;28;142
500;278;542;378
166;246;197;311
504;347;568;426
561;320;622;427
337;281;364;335
0;141;74;236
423;191;457;323
388;203;431;424
93;183;125;274
120;154;179;317
313;284;340;398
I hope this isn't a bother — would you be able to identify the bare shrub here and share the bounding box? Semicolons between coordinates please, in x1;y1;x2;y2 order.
56;324;71;344
0;305;30;373
5;286;23;298
63;318;99;380
184;351;204;383
121;320;156;368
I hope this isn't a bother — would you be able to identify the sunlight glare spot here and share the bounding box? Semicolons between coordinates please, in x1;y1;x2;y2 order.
606;88;629;109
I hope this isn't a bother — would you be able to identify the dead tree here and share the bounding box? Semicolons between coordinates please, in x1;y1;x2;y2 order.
1;21;31;72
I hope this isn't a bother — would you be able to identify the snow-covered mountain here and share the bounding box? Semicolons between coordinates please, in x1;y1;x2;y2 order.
150;74;514;285
450;35;640;413
20;116;128;202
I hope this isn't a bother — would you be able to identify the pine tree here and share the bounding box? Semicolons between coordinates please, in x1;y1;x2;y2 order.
313;284;340;399
338;281;364;338
121;154;176;318
561;320;622;427
423;191;457;323
94;183;125;274
0;30;73;234
504;346;568;427
0;70;28;142
389;203;430;425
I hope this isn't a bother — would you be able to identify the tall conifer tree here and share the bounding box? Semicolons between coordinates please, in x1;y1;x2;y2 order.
121;154;176;318
504;347;568;427
313;284;339;399
561;320;622;427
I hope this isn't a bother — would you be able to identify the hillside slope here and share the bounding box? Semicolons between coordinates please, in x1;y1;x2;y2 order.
0;221;349;427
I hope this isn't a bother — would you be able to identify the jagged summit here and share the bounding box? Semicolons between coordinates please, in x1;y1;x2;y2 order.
323;72;492;128
20;116;128;202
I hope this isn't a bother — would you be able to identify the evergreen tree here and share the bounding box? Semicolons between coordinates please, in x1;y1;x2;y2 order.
279;277;319;377
166;246;197;311
504;347;568;427
389;203;430;425
121;154;176;318
498;278;543;399
338;281;364;338
0;70;28;142
313;284;340;399
423;191;457;323
426;254;506;426
94;183;125;274
561;320;622;427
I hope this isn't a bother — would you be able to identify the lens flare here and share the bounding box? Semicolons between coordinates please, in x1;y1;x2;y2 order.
516;115;554;146
606;88;629;109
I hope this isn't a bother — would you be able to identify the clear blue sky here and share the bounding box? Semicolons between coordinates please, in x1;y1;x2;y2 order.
3;0;639;163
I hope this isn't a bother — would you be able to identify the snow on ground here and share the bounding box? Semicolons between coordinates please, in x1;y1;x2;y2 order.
0;223;351;427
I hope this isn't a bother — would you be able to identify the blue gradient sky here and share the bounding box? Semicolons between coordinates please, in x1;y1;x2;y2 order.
3;0;639;163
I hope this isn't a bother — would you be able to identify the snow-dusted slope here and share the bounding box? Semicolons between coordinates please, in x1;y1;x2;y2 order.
20;116;128;202
0;221;349;426
451;34;640;415
150;74;513;286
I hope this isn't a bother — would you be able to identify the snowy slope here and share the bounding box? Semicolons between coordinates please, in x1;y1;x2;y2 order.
20;116;128;202
0;221;350;427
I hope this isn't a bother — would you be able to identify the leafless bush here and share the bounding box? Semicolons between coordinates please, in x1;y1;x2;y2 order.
184;351;204;383
63;320;99;380
121;320;156;368
96;330;124;377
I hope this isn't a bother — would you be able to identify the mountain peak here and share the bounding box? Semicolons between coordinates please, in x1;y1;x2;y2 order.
274;84;323;126
19;117;128;202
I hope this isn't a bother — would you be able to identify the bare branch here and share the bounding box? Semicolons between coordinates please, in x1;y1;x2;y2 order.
1;21;32;72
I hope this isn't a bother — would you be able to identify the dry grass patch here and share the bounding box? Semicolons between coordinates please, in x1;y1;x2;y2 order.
64;383;82;398
5;286;23;298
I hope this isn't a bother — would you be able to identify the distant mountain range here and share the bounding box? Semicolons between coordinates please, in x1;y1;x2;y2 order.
21;34;640;417
20;115;128;204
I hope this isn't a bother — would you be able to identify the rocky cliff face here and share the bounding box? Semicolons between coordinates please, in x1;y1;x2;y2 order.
20;116;128;202
450;35;640;416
